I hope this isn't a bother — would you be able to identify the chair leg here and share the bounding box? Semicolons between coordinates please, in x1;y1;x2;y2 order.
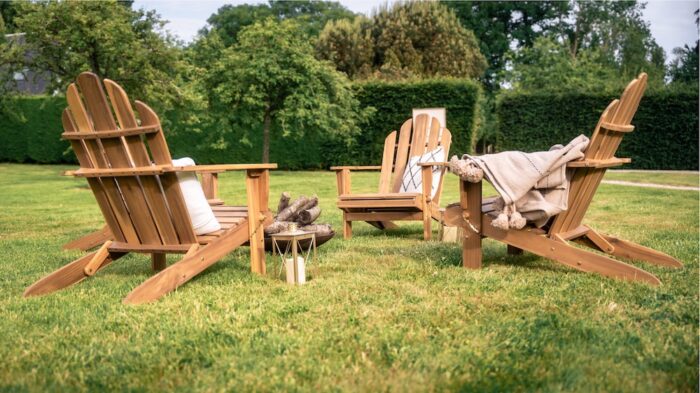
588;229;682;268
151;253;166;272
507;245;523;255
482;216;661;285
343;213;352;239
24;244;125;297
423;209;432;240
123;221;250;304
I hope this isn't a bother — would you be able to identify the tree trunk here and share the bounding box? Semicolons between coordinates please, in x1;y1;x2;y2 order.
262;108;271;163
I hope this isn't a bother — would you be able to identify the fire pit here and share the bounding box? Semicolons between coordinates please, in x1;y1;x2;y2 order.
261;192;335;252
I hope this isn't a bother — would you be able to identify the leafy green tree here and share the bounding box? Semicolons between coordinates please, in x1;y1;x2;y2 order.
315;16;374;79
560;0;665;82
669;42;699;85
503;0;666;90
207;19;370;163
0;1;19;33
445;1;570;89
669;10;699;85
502;36;620;91
202;0;355;47
317;1;487;80
10;0;194;115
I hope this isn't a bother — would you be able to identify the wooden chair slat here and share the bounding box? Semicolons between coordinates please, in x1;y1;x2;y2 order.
409;113;428;158
378;131;397;193
104;79;179;245
134;102;197;244
427;117;440;151
63;109;127;243
550;74;647;235
66;84;140;243
390;119;414;193
75;73;162;245
431;128;452;207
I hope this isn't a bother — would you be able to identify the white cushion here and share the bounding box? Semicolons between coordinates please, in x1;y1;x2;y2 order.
399;146;445;198
172;157;221;235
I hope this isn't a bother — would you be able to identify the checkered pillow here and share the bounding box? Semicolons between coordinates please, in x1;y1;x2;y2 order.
399;146;445;197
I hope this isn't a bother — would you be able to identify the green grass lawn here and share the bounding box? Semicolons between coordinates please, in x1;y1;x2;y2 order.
605;170;699;187
0;163;697;392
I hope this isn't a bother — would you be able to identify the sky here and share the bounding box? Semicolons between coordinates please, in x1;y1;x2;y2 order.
133;0;699;63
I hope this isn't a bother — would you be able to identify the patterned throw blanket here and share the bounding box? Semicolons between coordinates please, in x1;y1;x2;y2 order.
449;135;590;229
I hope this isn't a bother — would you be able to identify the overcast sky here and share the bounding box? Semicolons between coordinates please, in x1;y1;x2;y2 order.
134;0;699;63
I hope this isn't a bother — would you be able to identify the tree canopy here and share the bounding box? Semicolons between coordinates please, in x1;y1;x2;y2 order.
9;0;192;112
205;19;370;163
317;1;487;81
202;0;355;47
502;0;667;91
444;1;569;89
669;9;699;85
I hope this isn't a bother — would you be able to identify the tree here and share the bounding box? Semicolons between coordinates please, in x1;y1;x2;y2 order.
0;1;19;33
503;0;667;90
502;36;619;91
315;16;374;79
317;1;487;80
207;19;370;163
202;0;355;47
560;0;665;82
10;0;193;114
445;1;570;89
669;9;699;84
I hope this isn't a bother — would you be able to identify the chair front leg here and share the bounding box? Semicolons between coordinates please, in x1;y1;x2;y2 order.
421;166;433;240
460;179;482;268
335;168;351;196
245;169;268;275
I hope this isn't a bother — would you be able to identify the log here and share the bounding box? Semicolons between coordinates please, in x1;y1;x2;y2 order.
277;192;291;215
297;206;321;225
276;196;310;222
300;224;334;237
296;195;318;216
264;221;294;235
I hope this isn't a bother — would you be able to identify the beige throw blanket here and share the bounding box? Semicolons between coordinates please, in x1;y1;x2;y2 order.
452;135;590;229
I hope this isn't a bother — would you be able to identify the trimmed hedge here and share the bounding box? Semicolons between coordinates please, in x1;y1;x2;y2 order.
0;96;74;164
496;89;699;170
345;79;482;165
0;79;482;169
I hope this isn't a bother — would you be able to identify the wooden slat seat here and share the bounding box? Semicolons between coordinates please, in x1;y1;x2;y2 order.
24;72;275;304
333;114;452;239
444;73;682;286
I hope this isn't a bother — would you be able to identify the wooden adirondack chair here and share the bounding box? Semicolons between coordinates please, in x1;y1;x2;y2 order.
332;114;451;240
23;72;276;304
443;73;682;285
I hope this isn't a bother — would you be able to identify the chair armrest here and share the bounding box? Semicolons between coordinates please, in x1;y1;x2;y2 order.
330;165;382;171
418;162;449;167
172;163;278;173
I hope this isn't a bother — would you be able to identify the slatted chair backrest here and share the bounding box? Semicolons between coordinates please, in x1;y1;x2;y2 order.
549;73;648;236
378;114;452;204
62;72;197;247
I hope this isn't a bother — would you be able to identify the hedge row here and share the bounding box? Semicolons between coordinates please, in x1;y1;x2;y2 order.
0;79;482;169
496;89;699;170
0;96;73;164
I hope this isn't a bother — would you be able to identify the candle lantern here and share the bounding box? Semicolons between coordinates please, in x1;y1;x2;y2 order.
270;225;317;285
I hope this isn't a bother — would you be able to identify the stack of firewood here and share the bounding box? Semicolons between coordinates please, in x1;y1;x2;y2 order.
264;192;334;236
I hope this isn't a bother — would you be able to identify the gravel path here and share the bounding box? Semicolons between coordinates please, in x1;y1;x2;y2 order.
601;180;699;191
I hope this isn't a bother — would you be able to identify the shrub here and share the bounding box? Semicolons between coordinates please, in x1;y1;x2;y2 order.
496;88;699;170
0;96;73;163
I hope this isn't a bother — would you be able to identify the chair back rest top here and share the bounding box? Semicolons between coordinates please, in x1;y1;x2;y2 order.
62;72;197;246
378;114;452;204
549;73;648;235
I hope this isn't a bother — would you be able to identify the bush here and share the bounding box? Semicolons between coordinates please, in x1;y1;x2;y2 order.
0;96;73;164
0;80;482;169
496;88;699;170
346;79;482;165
